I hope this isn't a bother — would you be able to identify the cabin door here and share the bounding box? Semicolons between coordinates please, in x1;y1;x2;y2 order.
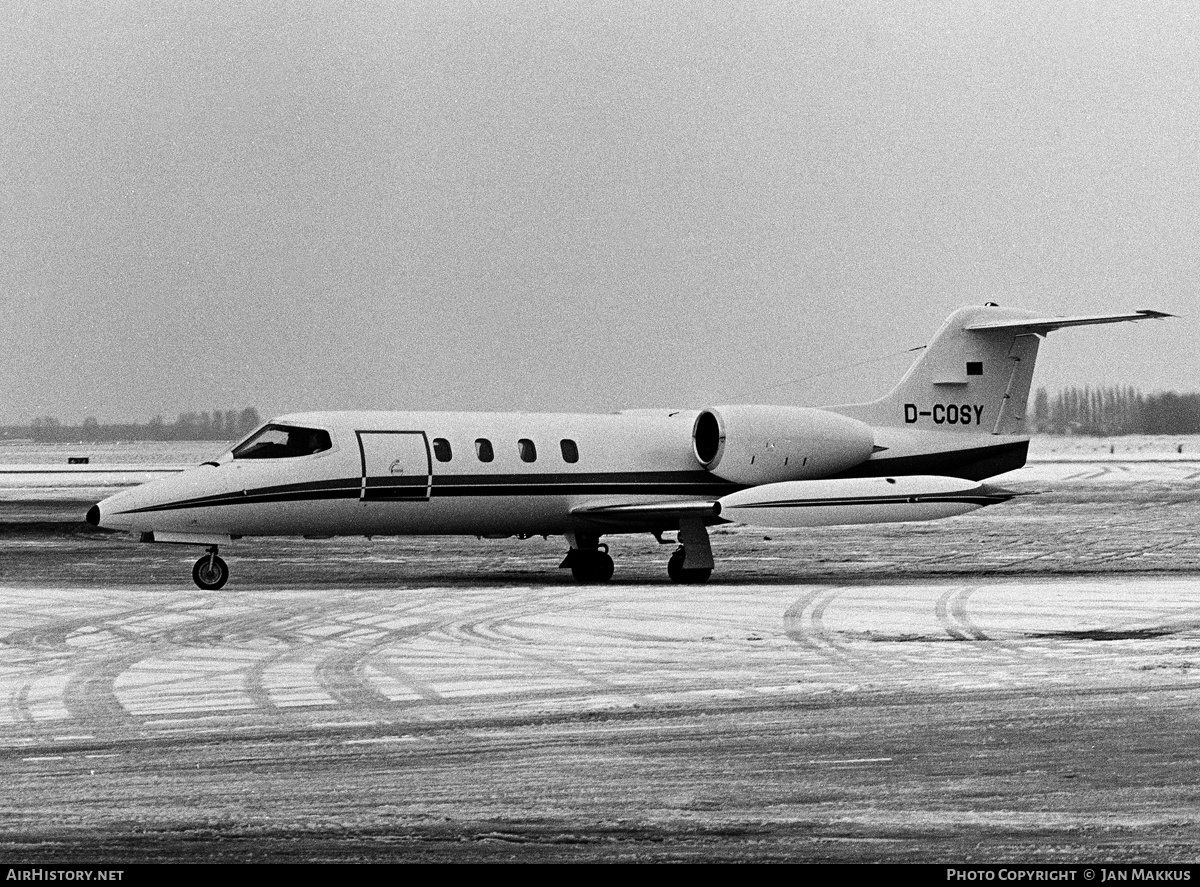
356;431;432;501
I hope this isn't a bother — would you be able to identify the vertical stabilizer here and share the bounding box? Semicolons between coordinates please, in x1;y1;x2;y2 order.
832;304;1170;436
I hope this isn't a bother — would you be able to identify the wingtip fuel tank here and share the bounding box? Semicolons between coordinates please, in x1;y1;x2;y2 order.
716;475;1014;529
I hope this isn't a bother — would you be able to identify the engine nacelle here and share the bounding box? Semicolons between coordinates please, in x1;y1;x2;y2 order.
692;405;874;485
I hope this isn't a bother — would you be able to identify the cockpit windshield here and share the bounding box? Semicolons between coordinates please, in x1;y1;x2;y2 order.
231;424;333;460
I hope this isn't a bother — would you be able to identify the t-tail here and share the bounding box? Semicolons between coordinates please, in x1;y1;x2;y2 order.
829;303;1171;480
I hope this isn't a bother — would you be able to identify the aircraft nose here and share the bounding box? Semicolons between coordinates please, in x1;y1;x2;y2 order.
87;491;143;533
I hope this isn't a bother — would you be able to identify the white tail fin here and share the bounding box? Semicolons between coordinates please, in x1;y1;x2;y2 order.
833;304;1171;436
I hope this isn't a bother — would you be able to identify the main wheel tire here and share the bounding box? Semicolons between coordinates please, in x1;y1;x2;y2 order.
667;548;711;585
570;558;593;583
667;548;687;582
570;551;614;584
192;554;229;590
592;551;614;582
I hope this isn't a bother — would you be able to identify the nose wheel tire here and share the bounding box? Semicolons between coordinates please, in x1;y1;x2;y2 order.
192;553;230;590
667;548;711;585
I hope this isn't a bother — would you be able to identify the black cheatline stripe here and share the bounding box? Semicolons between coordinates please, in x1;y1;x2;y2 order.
432;481;733;497
431;470;725;487
834;440;1028;481
0;468;182;474
730;494;1008;509
114;472;740;515
123;476;360;509
118;481;363;514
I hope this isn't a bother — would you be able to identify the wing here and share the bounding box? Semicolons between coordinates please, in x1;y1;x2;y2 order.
571;500;723;530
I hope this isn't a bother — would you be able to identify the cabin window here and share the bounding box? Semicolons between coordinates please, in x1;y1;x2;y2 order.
231;424;332;460
475;438;494;463
560;439;579;463
518;438;537;463
432;438;452;462
966;361;984;376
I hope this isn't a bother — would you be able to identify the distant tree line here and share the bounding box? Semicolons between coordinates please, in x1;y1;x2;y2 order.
1;408;263;442
7;391;1200;440
1033;387;1200;435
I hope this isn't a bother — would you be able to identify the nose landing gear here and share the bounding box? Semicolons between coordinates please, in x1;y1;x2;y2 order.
192;546;229;590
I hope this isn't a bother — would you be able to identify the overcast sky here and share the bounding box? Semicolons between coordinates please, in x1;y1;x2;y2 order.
1;1;1196;424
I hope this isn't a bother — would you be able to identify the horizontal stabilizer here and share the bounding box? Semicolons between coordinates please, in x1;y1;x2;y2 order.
964;310;1173;334
717;475;1013;529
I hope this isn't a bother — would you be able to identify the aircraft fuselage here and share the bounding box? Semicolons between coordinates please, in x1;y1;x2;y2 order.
95;409;736;540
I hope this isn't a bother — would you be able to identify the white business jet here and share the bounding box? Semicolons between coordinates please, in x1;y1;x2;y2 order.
88;304;1169;589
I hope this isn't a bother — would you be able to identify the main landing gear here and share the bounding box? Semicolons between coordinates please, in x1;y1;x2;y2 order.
561;520;715;584
560;534;615;584
667;517;713;585
667;548;711;585
192;546;229;590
